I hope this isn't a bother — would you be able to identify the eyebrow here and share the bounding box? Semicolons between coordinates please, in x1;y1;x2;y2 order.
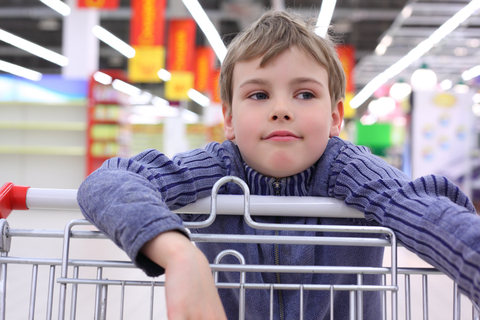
239;78;270;88
289;77;325;88
239;77;325;89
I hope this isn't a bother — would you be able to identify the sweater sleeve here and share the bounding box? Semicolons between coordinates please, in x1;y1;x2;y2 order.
327;141;480;306
77;142;231;276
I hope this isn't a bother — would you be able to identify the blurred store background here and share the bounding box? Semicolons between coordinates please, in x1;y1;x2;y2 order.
1;0;480;208
3;1;480;319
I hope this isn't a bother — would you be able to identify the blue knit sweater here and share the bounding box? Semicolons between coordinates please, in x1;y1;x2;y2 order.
77;136;479;319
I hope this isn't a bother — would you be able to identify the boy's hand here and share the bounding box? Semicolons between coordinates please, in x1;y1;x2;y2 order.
142;231;227;320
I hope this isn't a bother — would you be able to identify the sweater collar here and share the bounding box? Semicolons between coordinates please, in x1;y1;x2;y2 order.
243;163;313;196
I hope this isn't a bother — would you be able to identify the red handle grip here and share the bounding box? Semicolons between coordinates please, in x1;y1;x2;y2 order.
0;183;30;219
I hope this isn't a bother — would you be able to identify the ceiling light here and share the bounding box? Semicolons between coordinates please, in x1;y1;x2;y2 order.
92;26;135;59
440;79;453;91
157;69;171;81
375;44;387;56
389;80;411;101
129;92;153;105
350;0;480;108
401;5;412;19
152;96;170;107
453;81;470;94
0;59;42;81
473;93;480;104
462;65;480;81
182;0;227;63
472;103;480;117
39;0;71;16
37;19;61;31
111;79;141;96
380;35;392;47
411;64;437;91
315;0;338;38
0;29;68;66
187;88;210;107
93;71;112;85
467;38;480;48
368;97;396;117
454;47;467;56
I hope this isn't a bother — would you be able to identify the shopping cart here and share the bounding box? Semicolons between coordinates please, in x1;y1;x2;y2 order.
0;176;479;320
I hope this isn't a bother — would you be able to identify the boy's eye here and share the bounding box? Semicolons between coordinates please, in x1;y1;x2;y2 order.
296;92;315;100
249;92;268;100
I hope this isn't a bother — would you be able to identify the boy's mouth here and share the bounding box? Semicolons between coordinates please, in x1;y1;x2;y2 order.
263;131;301;141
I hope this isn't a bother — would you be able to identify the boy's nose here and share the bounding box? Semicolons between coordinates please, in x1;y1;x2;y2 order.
270;103;294;121
271;114;291;121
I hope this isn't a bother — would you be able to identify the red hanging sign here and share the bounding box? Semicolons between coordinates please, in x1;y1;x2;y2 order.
77;0;119;9
336;45;356;93
194;47;215;94
128;0;167;83
165;19;196;100
166;19;196;72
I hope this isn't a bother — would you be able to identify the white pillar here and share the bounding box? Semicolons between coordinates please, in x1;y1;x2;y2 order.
163;102;189;158
62;0;99;79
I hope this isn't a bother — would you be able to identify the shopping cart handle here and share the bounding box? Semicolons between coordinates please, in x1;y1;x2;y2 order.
0;183;30;219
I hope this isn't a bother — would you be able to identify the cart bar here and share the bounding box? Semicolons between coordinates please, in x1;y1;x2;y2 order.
0;183;29;219
2;183;364;219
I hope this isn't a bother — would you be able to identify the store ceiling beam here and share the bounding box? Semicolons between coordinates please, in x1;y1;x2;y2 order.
0;6;401;22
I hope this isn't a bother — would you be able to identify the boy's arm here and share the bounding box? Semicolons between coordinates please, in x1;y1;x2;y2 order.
77;143;231;275
327;141;480;307
141;231;227;319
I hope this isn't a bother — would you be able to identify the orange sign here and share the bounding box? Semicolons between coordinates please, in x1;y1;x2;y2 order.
128;0;166;82
77;0;118;9
166;19;196;72
165;19;196;100
336;45;355;93
336;45;356;118
211;69;221;103
130;0;166;46
194;47;215;93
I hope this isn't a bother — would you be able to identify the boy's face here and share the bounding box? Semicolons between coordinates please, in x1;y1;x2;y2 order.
223;46;344;178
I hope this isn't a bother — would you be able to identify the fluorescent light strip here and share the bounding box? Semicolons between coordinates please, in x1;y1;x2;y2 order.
462;65;480;81
182;0;227;63
0;59;42;81
350;0;480;109
112;79;142;96
187;88;210;107
39;0;71;16
158;69;171;81
152;96;170;107
315;0;337;38
93;71;112;85
0;29;68;67
92;26;135;59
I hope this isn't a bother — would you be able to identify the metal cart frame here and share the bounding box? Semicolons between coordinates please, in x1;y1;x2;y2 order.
0;177;479;320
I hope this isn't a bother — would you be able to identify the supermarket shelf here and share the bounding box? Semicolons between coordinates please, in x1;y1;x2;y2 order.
0;122;86;131
0;101;87;107
0;145;85;156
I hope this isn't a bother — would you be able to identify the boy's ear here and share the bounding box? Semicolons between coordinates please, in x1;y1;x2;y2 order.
329;99;344;137
222;103;236;141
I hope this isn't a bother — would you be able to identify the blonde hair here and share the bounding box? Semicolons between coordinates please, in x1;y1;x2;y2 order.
220;10;346;113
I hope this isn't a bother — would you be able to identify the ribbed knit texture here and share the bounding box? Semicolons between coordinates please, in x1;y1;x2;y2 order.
77;136;480;319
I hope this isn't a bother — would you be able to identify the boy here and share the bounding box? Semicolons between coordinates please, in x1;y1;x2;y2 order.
78;10;480;320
